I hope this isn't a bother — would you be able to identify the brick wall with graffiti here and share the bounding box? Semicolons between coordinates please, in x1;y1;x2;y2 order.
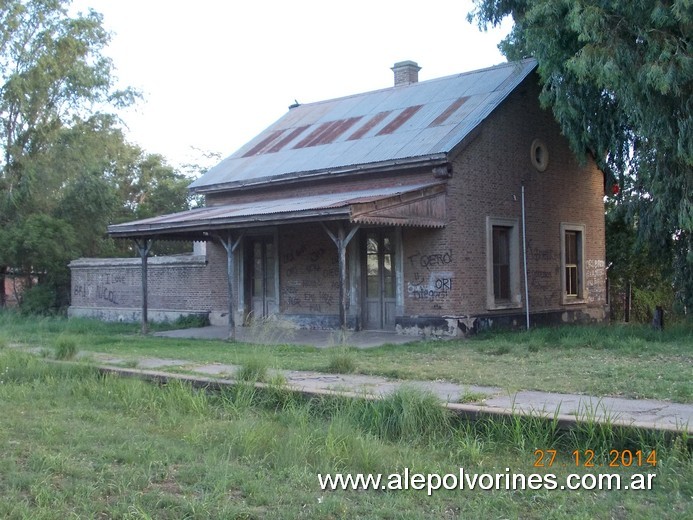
68;253;212;322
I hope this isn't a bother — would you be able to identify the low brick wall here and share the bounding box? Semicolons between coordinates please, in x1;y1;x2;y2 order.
68;254;212;323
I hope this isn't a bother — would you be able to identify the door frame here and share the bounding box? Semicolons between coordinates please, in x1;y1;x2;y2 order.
242;231;279;323
360;228;402;330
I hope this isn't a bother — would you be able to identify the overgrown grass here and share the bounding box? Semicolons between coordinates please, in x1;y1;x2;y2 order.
54;335;78;360
2;311;691;402
243;314;296;344
0;351;690;519
325;346;358;374
235;355;269;382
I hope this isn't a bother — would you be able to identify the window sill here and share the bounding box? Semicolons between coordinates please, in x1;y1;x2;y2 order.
561;297;586;306
487;301;523;311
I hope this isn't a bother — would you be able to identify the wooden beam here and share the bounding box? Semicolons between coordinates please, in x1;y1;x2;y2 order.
134;238;153;335
214;232;244;341
321;223;359;330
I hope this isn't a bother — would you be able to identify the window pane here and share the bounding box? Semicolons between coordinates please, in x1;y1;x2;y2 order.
564;230;580;297
383;254;392;275
367;276;379;297
383;276;394;298
565;231;577;264
366;236;378;254
493;227;509;264
253;243;263;297
367;253;378;277
566;266;578;296
492;226;511;300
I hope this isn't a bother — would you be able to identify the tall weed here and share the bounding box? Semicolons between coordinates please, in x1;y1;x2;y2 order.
54;335;78;360
343;386;452;442
325;347;357;374
235;356;269;382
244;314;296;344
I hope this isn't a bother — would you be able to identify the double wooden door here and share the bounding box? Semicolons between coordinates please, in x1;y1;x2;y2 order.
363;230;396;330
246;237;275;319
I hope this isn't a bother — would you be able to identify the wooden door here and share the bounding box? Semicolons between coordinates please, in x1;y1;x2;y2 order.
247;237;276;319
363;230;396;330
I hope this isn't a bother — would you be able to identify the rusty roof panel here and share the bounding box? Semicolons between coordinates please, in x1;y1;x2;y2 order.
429;96;470;127
293;121;337;148
347;111;393;140
266;125;311;153
293;116;363;148
376;105;423;136
241;129;286;158
191;59;537;191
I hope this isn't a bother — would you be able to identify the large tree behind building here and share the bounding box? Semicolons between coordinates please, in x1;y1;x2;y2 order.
0;0;130;308
0;0;196;311
469;0;692;312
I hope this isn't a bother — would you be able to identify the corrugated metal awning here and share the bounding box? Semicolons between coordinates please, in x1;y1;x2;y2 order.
108;182;447;240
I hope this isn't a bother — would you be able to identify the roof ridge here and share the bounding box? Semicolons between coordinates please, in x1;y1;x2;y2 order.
290;58;537;110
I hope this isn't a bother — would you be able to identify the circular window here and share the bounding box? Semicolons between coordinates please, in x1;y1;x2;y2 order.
530;139;549;172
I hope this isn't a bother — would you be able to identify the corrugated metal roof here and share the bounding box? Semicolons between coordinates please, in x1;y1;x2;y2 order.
190;59;537;192
108;182;445;237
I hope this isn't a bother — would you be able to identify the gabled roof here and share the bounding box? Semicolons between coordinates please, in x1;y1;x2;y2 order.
190;59;537;193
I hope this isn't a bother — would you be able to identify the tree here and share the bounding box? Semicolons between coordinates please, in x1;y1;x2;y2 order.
605;203;677;322
0;2;206;313
0;0;137;309
469;0;692;310
108;150;200;257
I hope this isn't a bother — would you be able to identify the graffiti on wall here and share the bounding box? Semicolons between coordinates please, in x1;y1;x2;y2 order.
407;271;453;303
407;249;453;271
73;272;127;306
282;242;340;313
406;249;454;307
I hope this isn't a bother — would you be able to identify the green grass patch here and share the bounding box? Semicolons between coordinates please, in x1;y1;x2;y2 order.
2;311;692;402
0;351;690;519
54;335;78;360
325;346;358;374
457;388;488;404
235;355;270;382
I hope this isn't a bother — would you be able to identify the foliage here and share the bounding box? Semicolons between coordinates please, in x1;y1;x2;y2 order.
0;1;200;311
606;203;677;322
18;283;58;314
169;313;210;329
469;0;693;308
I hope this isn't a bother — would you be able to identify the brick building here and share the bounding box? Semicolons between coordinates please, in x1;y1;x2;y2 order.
70;59;608;335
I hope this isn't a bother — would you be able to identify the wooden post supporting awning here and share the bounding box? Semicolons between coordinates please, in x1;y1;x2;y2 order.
134;238;154;335
213;231;244;341
321;223;359;330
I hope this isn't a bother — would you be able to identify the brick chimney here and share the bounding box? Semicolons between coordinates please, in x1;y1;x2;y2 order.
391;60;421;86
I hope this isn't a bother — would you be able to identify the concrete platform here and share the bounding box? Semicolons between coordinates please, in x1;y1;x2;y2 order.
138;327;693;434
86;351;693;436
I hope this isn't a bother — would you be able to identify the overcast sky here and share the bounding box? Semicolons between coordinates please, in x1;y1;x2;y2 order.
70;0;512;171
